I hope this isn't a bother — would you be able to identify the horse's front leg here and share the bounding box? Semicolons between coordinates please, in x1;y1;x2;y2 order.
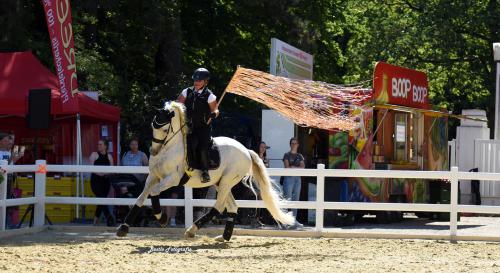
117;174;159;237
149;174;176;227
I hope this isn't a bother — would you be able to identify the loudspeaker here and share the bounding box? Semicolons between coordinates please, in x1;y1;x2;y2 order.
28;89;51;129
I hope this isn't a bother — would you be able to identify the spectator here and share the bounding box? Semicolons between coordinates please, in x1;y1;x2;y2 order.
0;132;11;162
7;131;23;164
282;137;305;227
89;139;115;226
121;138;148;196
160;186;181;227
0;131;24;228
0;132;12;227
258;141;270;168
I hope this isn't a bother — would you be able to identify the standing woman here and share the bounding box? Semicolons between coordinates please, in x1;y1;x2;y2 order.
258;141;270;168
282;137;305;228
89;139;115;226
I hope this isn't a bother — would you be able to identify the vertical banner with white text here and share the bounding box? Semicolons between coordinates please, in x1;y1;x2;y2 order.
42;0;79;113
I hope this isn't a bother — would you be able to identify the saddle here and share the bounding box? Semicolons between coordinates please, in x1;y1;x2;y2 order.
187;138;221;171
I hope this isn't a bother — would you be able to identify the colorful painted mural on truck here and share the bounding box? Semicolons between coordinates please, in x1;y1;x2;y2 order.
427;116;448;171
328;131;348;169
327;109;449;204
326;62;448;206
347;107;389;203
329;107;390;203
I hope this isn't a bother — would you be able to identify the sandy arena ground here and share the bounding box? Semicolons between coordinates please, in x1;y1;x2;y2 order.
1;229;500;273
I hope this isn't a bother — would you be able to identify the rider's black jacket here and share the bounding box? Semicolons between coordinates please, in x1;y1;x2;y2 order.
185;86;213;129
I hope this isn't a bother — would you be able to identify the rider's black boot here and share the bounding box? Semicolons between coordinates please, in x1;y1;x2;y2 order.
201;170;210;183
199;151;210;183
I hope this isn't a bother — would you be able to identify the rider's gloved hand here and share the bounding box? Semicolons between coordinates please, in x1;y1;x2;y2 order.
209;111;218;119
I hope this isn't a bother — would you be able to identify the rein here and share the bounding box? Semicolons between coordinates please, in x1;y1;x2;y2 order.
152;122;187;150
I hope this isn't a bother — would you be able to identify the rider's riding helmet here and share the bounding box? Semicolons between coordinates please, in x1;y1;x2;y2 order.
192;68;210;81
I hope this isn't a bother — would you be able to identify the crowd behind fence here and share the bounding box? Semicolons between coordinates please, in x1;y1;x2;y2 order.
2;159;500;241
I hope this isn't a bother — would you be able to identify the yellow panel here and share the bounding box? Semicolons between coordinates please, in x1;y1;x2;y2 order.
46;215;73;223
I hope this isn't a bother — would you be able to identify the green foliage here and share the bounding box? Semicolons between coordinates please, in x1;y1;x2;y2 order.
1;0;499;148
342;0;500;133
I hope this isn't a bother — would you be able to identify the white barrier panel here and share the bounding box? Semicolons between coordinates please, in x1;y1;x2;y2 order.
5;161;500;241
5;197;38;207
474;140;500;204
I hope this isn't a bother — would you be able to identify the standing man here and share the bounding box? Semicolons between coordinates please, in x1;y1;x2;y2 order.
178;68;219;183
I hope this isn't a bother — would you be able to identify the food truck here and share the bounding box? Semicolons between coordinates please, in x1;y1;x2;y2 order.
295;62;449;225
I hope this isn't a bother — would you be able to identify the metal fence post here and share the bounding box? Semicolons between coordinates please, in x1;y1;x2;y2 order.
184;186;193;228
0;160;8;231
450;166;459;240
315;164;325;232
34;160;47;227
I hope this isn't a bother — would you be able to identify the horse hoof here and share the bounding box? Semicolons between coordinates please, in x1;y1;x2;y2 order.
116;224;129;237
214;235;228;242
184;225;198;238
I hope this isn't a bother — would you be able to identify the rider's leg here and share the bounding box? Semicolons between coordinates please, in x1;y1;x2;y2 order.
198;126;210;183
186;132;197;169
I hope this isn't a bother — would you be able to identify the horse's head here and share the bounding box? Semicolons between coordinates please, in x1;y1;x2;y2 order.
150;102;177;156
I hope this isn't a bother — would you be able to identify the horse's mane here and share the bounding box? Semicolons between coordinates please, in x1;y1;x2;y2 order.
163;101;189;165
167;101;188;137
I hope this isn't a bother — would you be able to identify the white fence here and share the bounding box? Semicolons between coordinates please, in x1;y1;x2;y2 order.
2;160;500;241
474;139;500;201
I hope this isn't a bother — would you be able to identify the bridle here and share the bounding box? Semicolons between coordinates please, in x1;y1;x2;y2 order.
151;113;187;150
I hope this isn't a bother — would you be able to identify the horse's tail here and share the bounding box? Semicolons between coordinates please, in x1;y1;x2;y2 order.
248;150;295;225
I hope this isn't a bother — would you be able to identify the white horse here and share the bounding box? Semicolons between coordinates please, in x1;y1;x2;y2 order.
116;101;295;241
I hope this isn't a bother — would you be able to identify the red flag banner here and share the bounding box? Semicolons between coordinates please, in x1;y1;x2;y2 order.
42;0;79;112
225;67;371;131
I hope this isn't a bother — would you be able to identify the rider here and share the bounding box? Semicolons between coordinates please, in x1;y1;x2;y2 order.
178;68;219;183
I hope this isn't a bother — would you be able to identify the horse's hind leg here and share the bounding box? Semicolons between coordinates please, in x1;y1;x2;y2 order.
184;207;220;238
185;174;243;238
215;192;238;242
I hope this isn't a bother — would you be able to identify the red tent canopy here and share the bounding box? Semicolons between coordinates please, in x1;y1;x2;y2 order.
0;51;121;164
0;51;120;122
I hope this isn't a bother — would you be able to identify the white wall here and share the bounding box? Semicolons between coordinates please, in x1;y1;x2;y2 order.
456;109;489;204
262;110;294;182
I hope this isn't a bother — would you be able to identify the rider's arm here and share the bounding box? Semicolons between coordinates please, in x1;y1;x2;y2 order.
209;101;219;117
177;89;188;104
178;94;186;104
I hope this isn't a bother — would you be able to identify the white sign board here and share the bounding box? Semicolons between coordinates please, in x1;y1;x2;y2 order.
396;123;406;142
270;38;313;80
